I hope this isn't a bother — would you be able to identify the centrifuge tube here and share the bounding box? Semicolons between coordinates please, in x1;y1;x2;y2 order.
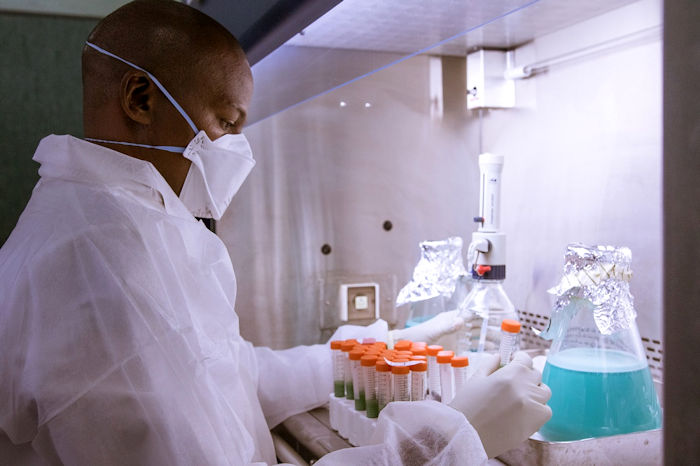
341;340;357;400
330;340;345;397
373;341;388;350
427;345;443;400
437;350;454;404
376;359;392;412
451;356;469;395
349;349;366;410
410;361;428;401
394;340;412;351
499;319;521;367
362;354;379;418
392;365;411;402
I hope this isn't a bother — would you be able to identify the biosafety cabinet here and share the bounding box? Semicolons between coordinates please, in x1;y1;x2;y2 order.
208;0;697;462
222;0;665;348
0;0;697;463
210;0;695;463
217;6;658;347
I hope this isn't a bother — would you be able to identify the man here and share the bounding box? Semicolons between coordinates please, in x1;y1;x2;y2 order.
0;1;551;464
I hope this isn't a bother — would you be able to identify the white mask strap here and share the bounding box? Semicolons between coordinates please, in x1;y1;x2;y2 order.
85;41;199;135
83;137;186;154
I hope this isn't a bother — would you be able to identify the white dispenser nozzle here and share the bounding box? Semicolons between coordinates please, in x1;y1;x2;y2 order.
458;152;515;355
478;153;504;233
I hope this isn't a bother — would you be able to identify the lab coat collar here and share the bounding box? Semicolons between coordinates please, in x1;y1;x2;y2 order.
33;134;195;221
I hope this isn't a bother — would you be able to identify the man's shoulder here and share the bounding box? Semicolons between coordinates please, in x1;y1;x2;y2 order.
1;179;159;277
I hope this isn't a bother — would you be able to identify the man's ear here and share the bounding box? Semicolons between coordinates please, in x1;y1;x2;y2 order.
120;70;154;125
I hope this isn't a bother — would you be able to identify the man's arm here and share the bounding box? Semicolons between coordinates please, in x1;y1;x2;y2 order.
254;344;333;428
254;319;391;428
32;361;216;465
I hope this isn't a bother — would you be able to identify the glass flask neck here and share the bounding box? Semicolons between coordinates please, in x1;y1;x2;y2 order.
472;279;505;286
548;299;648;364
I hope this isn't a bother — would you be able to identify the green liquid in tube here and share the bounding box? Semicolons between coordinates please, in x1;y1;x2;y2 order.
366;399;379;418
345;381;354;400
355;390;366;411
334;380;345;398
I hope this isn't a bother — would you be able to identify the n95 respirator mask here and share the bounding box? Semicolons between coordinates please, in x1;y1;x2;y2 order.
84;41;255;220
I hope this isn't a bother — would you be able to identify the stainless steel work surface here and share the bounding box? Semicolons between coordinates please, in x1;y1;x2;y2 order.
281;404;661;464
279;406;352;460
280;406;508;464
499;429;663;466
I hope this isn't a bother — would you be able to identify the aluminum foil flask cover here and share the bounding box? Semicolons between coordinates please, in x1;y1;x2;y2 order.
538;244;662;441
396;237;470;328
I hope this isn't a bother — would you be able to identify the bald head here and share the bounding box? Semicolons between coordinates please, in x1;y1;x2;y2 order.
82;0;254;195
83;0;250;114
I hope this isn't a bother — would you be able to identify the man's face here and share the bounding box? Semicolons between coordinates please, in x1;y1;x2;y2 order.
157;45;254;145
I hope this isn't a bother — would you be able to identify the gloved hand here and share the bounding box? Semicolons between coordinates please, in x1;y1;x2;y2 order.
449;351;552;458
389;310;464;346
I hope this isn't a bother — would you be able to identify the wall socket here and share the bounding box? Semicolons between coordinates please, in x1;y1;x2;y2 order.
339;283;380;322
319;273;397;338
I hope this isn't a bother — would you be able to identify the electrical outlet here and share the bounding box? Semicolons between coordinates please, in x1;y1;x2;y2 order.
339;283;379;322
319;273;397;334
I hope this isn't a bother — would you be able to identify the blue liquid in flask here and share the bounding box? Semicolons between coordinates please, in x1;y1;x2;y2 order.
540;347;661;441
405;315;432;328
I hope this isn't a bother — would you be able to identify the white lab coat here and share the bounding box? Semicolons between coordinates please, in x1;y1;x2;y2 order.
0;135;487;465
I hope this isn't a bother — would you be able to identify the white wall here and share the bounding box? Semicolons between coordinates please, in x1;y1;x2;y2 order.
477;0;663;340
220;51;481;347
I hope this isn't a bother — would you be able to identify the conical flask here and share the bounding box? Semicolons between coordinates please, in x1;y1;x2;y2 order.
539;244;661;441
456;279;518;354
396;237;470;327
